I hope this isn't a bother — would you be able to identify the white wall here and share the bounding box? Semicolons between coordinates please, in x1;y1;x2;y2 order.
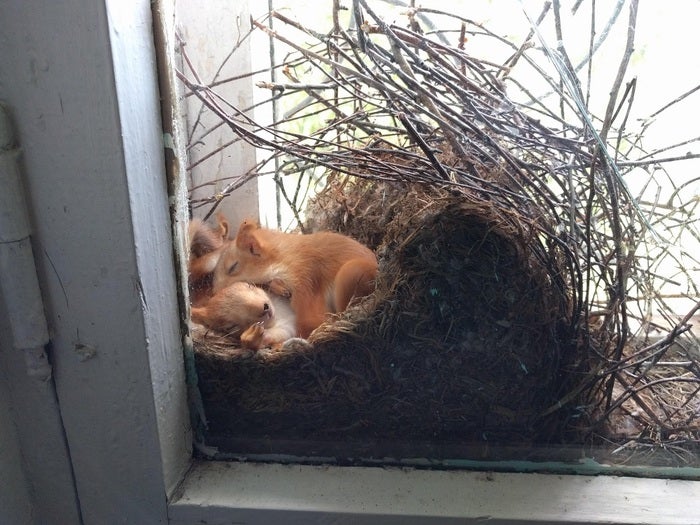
177;0;259;226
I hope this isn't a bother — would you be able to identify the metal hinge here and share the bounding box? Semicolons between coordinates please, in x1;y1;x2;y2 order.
0;102;52;380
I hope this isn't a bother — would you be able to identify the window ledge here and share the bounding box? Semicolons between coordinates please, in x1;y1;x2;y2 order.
168;460;699;524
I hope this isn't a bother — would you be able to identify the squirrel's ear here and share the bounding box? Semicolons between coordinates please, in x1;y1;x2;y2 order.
236;218;259;236
235;219;263;256
216;213;230;240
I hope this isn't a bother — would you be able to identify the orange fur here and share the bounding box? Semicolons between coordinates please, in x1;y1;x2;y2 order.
190;282;297;349
212;219;378;338
188;215;230;306
188;215;229;258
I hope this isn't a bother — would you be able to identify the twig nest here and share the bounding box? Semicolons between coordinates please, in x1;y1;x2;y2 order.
195;179;583;452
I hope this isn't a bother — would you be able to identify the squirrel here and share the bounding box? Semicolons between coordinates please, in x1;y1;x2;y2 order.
190;281;298;350
187;214;229;306
212;219;378;338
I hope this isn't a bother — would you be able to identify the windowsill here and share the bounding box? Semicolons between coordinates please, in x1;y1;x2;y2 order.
168;460;700;524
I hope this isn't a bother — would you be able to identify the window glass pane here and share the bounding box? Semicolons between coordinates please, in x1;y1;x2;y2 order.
179;0;700;477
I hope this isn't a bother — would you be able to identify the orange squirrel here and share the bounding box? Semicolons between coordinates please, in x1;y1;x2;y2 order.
188;215;230;306
189;215;229;258
190;282;297;350
212;219;378;338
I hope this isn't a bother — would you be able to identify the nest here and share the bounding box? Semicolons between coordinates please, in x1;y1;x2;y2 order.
196;180;581;455
181;2;700;464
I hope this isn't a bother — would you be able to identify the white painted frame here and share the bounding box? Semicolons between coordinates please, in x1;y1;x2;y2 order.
1;0;698;524
1;0;189;522
169;461;700;525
